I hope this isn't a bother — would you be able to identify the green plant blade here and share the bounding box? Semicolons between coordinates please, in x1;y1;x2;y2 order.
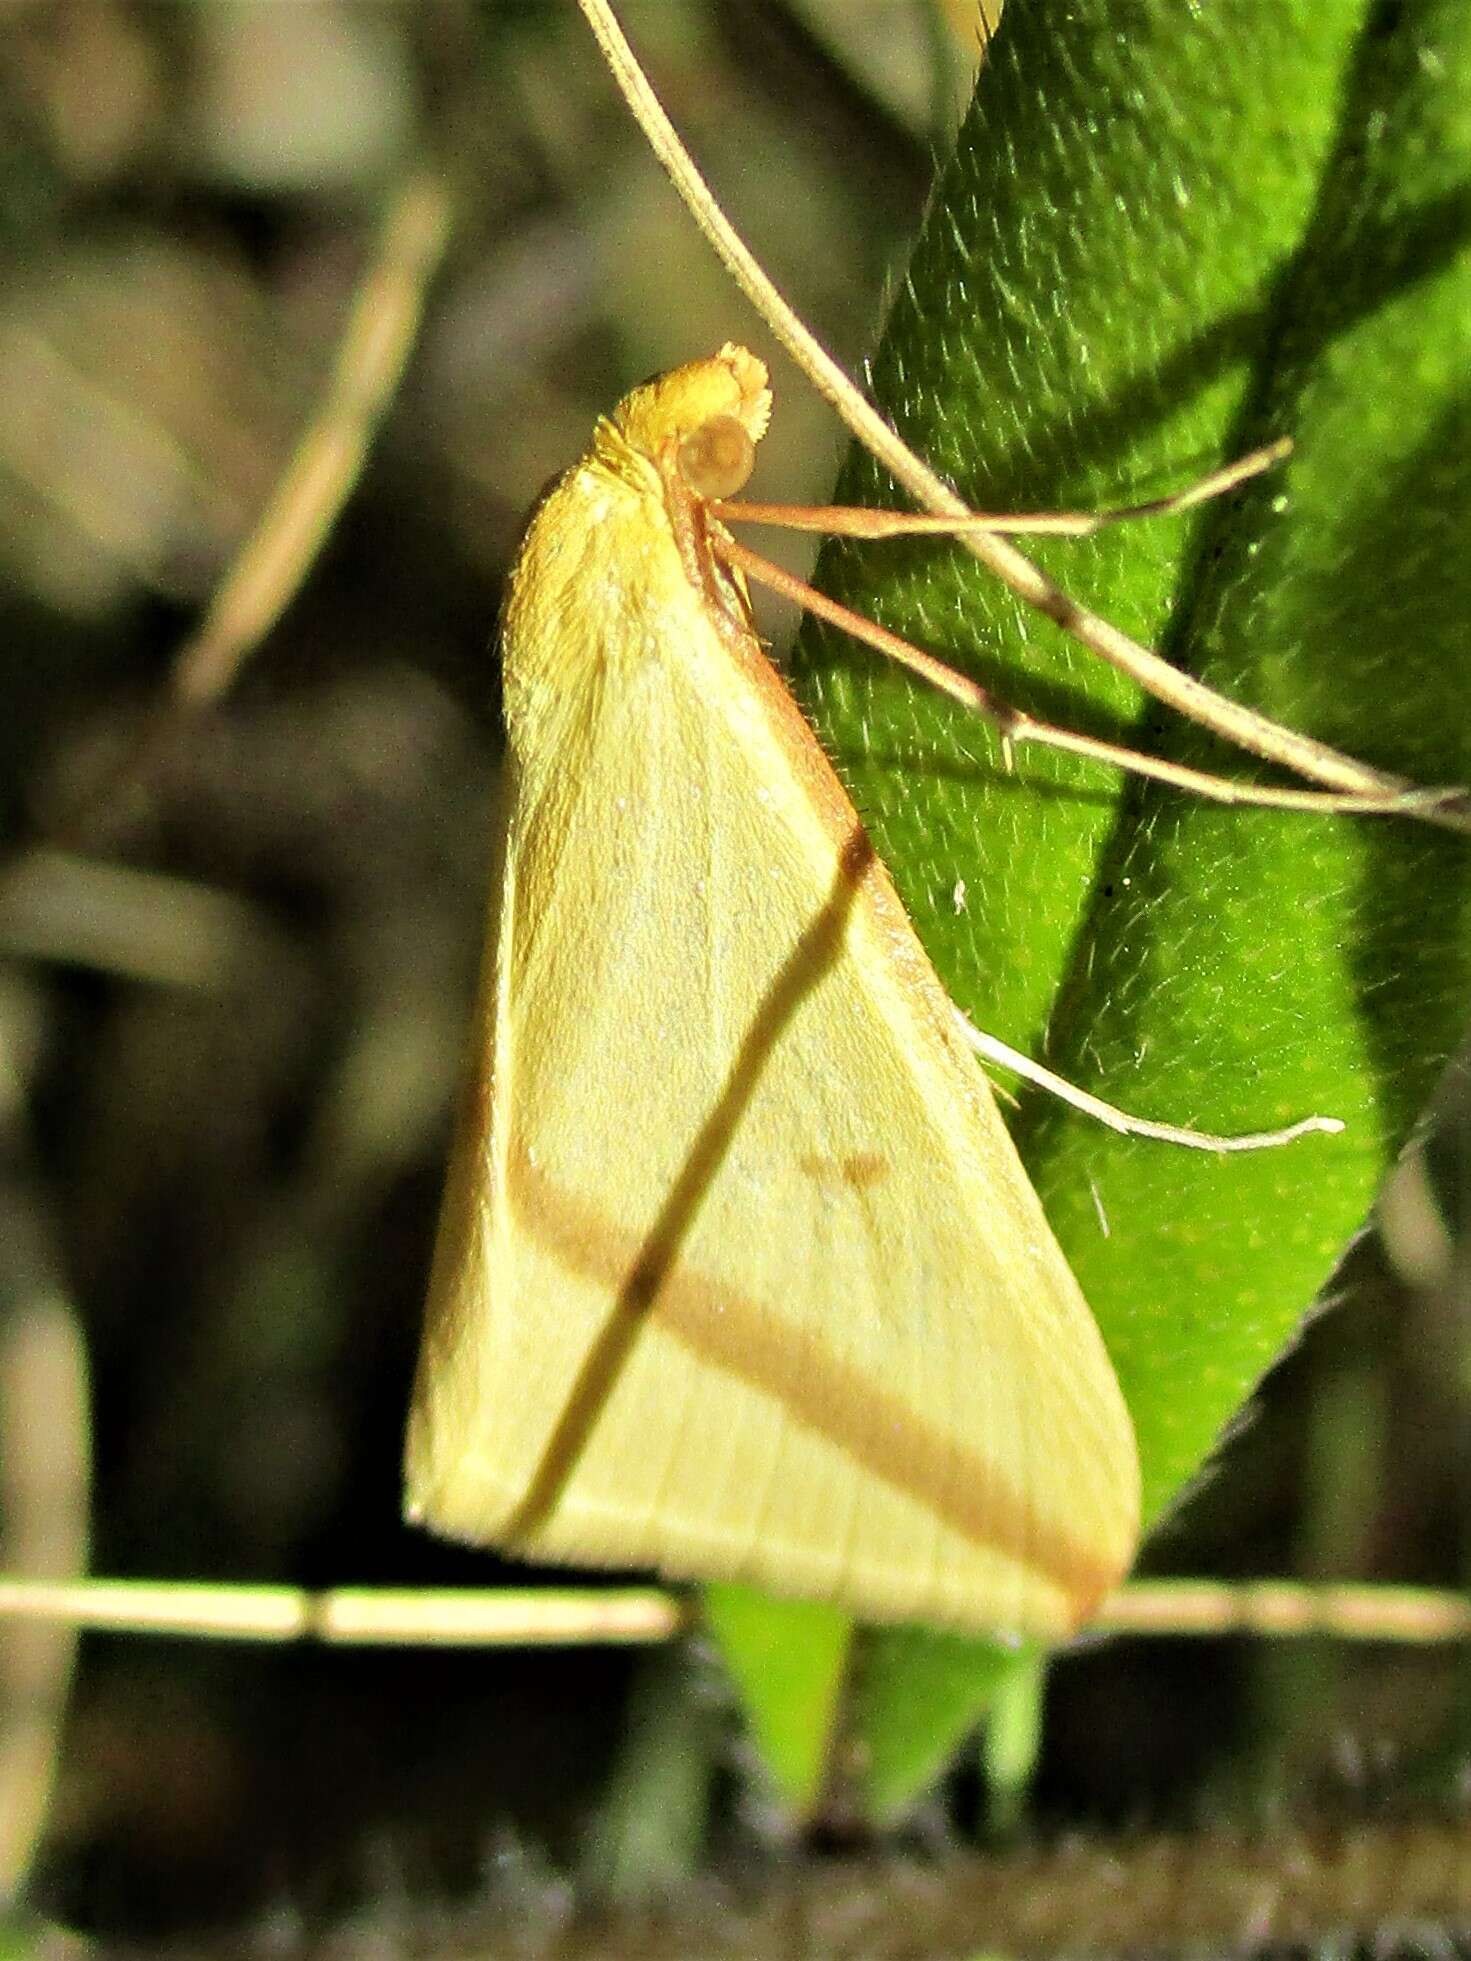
702;1586;853;1816
711;0;1471;1820
853;1629;1035;1822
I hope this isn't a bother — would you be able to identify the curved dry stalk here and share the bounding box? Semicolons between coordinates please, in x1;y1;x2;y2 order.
575;0;1467;822
17;167;454;871
173;168;451;707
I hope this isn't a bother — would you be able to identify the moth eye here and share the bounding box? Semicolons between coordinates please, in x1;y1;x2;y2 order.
677;415;755;498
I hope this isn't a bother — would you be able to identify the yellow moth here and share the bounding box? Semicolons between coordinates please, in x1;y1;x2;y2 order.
403;0;1458;1645
403;345;1140;1638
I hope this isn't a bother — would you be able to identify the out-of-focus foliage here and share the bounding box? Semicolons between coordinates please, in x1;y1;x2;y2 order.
0;1;954;1937
0;0;1468;1949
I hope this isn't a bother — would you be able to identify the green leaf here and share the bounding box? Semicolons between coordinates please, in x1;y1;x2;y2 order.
702;1585;853;1816
981;1645;1048;1833
853;1629;1033;1821
714;0;1471;1819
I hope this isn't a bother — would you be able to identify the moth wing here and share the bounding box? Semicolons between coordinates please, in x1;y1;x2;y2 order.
406;579;1138;1637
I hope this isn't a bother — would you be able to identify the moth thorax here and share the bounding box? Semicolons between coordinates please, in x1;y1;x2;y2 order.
678;415;756;499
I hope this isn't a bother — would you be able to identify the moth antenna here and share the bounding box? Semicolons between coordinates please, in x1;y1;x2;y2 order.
715;532;1461;818
709;438;1292;541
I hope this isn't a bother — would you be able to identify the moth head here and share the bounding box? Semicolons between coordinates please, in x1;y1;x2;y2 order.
613;343;771;498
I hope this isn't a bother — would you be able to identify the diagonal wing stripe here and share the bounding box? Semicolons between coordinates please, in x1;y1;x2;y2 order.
506;1146;1119;1613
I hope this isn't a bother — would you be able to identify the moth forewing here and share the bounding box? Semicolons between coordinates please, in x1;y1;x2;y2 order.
404;347;1140;1637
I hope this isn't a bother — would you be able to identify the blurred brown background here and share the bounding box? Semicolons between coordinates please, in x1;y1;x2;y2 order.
0;1;1468;1950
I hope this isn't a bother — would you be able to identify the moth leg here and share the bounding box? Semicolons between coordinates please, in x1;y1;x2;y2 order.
955;1015;1343;1155
716;534;1464;824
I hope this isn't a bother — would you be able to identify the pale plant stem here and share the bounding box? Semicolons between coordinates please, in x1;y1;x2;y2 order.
12;167;454;875
174;169;451;707
576;0;1467;821
0;1579;683;1646
1095;1579;1471;1644
0;1574;1467;1647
